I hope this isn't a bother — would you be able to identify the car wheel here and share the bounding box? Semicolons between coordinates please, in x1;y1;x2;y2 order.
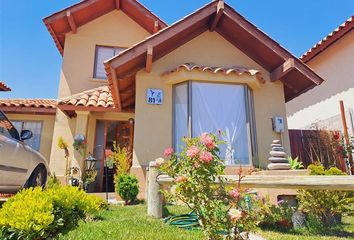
28;165;47;187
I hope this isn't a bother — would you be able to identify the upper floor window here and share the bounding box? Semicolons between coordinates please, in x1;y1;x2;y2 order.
173;81;255;165
94;46;125;79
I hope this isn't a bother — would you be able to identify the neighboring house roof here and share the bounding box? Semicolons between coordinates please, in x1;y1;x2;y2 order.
57;86;132;117
0;99;57;115
0;82;11;92
301;15;354;63
43;0;168;55
163;63;265;83
105;0;324;109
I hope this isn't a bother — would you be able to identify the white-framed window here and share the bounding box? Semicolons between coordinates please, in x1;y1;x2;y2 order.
173;81;256;165
93;46;126;79
12;121;43;151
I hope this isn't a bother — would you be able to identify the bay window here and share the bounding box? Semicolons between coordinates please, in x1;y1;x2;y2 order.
173;81;255;165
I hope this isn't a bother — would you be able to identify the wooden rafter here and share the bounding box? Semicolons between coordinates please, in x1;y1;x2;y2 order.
270;58;295;81
210;0;224;31
115;0;121;10
120;88;135;100
145;45;153;73
153;20;159;33
66;10;77;34
110;67;122;111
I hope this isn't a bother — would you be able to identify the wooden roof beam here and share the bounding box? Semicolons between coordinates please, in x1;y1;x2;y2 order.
210;0;224;31
115;0;121;10
145;45;153;73
270;58;295;81
110;67;122;111
153;21;159;33
66;10;77;34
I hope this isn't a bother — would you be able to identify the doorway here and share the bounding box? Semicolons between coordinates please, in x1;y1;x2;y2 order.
93;120;134;192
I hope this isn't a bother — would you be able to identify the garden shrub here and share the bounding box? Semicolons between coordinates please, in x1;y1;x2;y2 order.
297;164;354;227
115;174;139;205
0;185;104;240
257;199;295;229
159;133;262;240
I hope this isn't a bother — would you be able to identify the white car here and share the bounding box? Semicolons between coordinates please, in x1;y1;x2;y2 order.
0;110;49;193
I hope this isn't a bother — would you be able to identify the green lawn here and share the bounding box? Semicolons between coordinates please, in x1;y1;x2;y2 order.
58;204;354;240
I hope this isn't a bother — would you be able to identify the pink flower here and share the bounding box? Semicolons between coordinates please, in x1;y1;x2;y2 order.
163;147;174;158
199;151;213;163
228;209;242;222
200;132;216;150
186;146;199;158
176;176;188;183
155;157;166;167
229;188;240;199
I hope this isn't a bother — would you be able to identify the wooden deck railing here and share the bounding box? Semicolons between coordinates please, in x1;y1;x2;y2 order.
147;160;354;218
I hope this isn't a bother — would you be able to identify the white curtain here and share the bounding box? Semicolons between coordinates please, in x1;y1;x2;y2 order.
95;47;125;79
12;121;42;151
191;82;250;165
173;83;189;154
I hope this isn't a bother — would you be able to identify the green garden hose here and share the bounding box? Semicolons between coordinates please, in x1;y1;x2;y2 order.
164;212;200;230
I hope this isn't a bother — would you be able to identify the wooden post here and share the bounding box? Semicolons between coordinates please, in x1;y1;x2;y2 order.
340;100;354;174
147;160;163;218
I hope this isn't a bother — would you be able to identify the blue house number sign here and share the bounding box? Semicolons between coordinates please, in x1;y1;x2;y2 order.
146;89;163;105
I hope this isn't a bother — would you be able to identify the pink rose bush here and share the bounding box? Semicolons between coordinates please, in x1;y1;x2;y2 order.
163;147;174;158
200;132;216;150
157;133;261;239
199;151;213;163
186;145;200;158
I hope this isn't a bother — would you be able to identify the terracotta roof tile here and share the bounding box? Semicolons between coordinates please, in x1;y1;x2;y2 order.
162;63;265;83
58;86;115;108
0;99;57;108
301;16;353;62
0;82;11;92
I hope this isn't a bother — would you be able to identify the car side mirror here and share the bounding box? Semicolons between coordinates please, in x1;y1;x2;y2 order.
20;130;33;141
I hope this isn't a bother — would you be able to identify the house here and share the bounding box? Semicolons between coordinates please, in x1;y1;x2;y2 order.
0;99;56;160
287;16;354;134
2;0;324;196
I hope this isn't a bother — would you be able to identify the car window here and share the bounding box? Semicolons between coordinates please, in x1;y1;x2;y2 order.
0;111;20;140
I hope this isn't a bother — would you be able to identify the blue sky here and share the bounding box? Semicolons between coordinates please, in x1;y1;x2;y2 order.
0;0;353;99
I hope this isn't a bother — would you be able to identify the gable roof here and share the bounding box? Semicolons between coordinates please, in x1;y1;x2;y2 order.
104;0;324;107
43;0;168;55
301;16;354;63
0;99;57;115
0;82;11;92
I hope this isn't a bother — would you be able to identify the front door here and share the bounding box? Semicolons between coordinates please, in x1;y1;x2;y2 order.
93;120;134;192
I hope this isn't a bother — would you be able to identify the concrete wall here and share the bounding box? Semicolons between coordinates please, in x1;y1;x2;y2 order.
58;10;150;98
7;113;55;160
287;31;354;134
132;31;290;180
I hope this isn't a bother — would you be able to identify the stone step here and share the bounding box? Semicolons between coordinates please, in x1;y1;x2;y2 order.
268;157;289;163
271;143;282;148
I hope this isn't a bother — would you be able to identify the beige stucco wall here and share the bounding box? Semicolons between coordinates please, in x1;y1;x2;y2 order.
133;31;290;174
287;31;354;134
58;10;150;98
7;113;55;160
50;9;150;180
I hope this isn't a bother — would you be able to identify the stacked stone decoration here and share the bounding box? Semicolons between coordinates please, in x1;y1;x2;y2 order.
267;140;291;170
